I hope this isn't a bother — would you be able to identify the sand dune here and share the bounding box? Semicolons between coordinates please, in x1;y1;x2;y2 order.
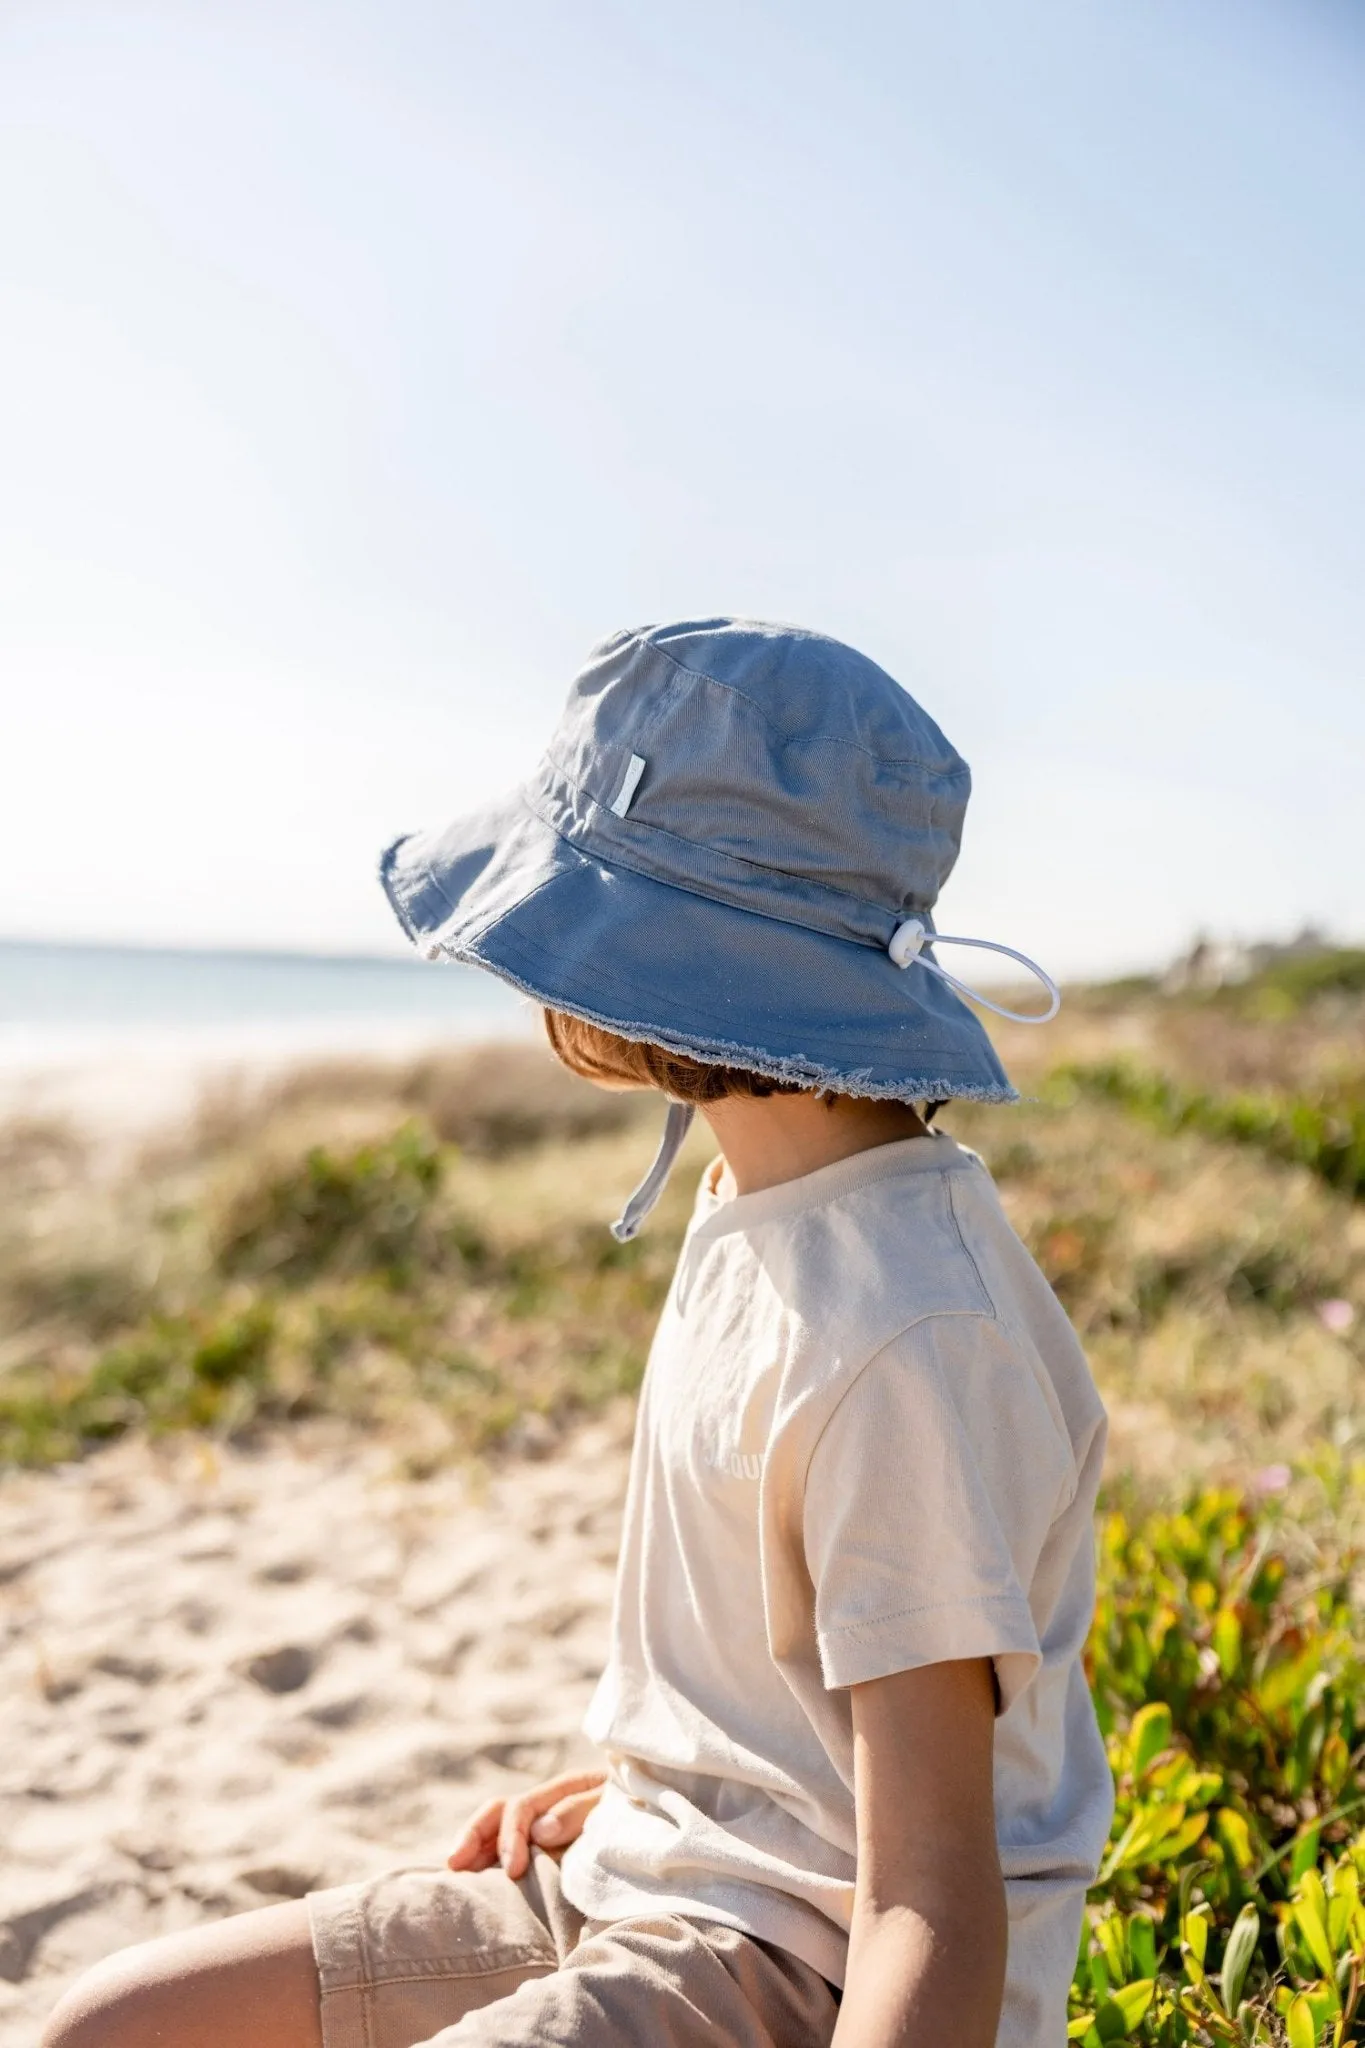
0;1418;628;2043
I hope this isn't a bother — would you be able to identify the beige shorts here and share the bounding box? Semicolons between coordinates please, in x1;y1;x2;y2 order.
306;1851;839;2048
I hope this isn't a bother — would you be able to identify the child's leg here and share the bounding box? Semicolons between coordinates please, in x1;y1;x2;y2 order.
39;1866;839;2048
40;1900;321;2048
40;1860;567;2048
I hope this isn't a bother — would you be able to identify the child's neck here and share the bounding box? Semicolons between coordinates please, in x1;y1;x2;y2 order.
701;1092;931;1200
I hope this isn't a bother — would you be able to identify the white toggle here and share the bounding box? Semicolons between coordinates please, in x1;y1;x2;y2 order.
888;918;1061;1025
888;920;928;968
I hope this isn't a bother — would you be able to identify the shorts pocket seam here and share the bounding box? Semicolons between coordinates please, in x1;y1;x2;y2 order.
359;1948;556;1987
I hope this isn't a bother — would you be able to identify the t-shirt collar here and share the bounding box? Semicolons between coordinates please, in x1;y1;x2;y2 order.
691;1131;971;1240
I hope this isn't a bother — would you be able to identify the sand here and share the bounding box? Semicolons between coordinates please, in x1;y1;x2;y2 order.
0;1416;629;2043
0;1020;533;1155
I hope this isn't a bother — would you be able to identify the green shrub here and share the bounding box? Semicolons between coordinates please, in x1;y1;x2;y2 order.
1242;950;1365;1014
1052;1065;1365;1203
1074;1484;1365;2043
0;1120;676;1466
4;1253;151;1338
399;1045;649;1155
212;1124;463;1284
0;1303;278;1462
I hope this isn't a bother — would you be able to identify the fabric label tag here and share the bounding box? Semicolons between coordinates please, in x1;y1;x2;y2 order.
609;753;647;818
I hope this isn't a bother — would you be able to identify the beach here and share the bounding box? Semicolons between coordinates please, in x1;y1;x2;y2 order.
0;941;535;1146
0;1416;627;2042
0;951;612;2041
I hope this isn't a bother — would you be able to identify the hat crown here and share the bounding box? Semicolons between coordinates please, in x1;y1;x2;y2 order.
628;619;963;765
533;618;971;943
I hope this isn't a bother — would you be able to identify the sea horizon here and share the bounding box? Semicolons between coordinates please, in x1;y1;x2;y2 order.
0;935;527;1029
0;933;458;972
0;940;534;1136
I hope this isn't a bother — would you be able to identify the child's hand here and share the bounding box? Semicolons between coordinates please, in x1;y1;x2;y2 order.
447;1768;608;1880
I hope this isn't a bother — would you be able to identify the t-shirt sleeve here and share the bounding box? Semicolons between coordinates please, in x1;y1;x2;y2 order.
802;1315;1076;1712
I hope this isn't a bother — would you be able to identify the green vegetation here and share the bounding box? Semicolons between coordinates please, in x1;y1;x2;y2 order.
1052;1064;1365;1204
0;1058;674;1469
1076;1482;1365;2042
1242;948;1365;1014
1066;948;1365;1023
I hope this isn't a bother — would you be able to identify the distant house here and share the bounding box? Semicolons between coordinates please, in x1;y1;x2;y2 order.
1162;925;1331;994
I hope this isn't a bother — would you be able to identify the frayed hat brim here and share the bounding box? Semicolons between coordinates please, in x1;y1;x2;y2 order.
380;792;1016;1106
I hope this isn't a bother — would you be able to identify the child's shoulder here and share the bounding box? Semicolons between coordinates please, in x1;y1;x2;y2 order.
737;1137;1003;1352
746;1137;1095;1406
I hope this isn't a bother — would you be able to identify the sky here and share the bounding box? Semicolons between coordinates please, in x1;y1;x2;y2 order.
2;0;1362;978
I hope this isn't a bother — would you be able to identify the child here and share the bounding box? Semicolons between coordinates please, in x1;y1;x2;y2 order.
44;619;1113;2048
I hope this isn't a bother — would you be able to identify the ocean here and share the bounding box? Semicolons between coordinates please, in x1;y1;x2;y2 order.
0;940;525;1033
0;940;532;1131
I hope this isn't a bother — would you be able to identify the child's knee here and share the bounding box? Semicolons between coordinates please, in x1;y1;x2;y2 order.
41;1945;159;2048
41;1903;320;2048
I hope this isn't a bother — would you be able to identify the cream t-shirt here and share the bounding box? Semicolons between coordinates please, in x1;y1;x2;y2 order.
560;1134;1113;2046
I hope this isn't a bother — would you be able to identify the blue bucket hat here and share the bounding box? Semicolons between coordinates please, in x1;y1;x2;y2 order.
380;618;1058;1237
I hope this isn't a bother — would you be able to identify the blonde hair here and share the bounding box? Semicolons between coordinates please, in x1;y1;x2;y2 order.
543;1008;813;1106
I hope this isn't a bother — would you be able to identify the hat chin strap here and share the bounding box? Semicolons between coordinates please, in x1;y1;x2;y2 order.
609;924;1057;1239
611;1100;697;1242
888;920;1061;1024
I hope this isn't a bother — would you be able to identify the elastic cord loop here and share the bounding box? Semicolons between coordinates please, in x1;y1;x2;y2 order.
888;921;1061;1025
611;1101;696;1241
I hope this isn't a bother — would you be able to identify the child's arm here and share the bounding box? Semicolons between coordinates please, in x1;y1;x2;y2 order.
833;1656;1006;2048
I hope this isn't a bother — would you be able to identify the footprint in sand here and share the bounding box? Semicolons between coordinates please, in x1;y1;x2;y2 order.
243;1645;315;1694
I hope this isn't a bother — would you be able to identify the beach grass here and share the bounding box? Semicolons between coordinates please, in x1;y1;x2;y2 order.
2;960;1362;1483
0;1050;690;1470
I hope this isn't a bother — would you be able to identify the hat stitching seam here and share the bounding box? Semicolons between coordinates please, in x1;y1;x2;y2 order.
386;743;958;952
529;768;929;938
623;628;970;777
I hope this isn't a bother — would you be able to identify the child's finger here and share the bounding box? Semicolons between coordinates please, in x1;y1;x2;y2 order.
494;1773;607;1877
450;1837;501;1873
529;1788;603;1850
447;1799;504;1870
497;1793;542;1881
461;1772;609;1878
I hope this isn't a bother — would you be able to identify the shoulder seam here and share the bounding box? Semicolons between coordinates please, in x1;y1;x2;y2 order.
797;1303;1001;1505
945;1169;998;1320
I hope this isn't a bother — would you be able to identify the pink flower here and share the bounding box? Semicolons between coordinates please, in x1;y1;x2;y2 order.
1318;1299;1357;1335
1250;1464;1292;1496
